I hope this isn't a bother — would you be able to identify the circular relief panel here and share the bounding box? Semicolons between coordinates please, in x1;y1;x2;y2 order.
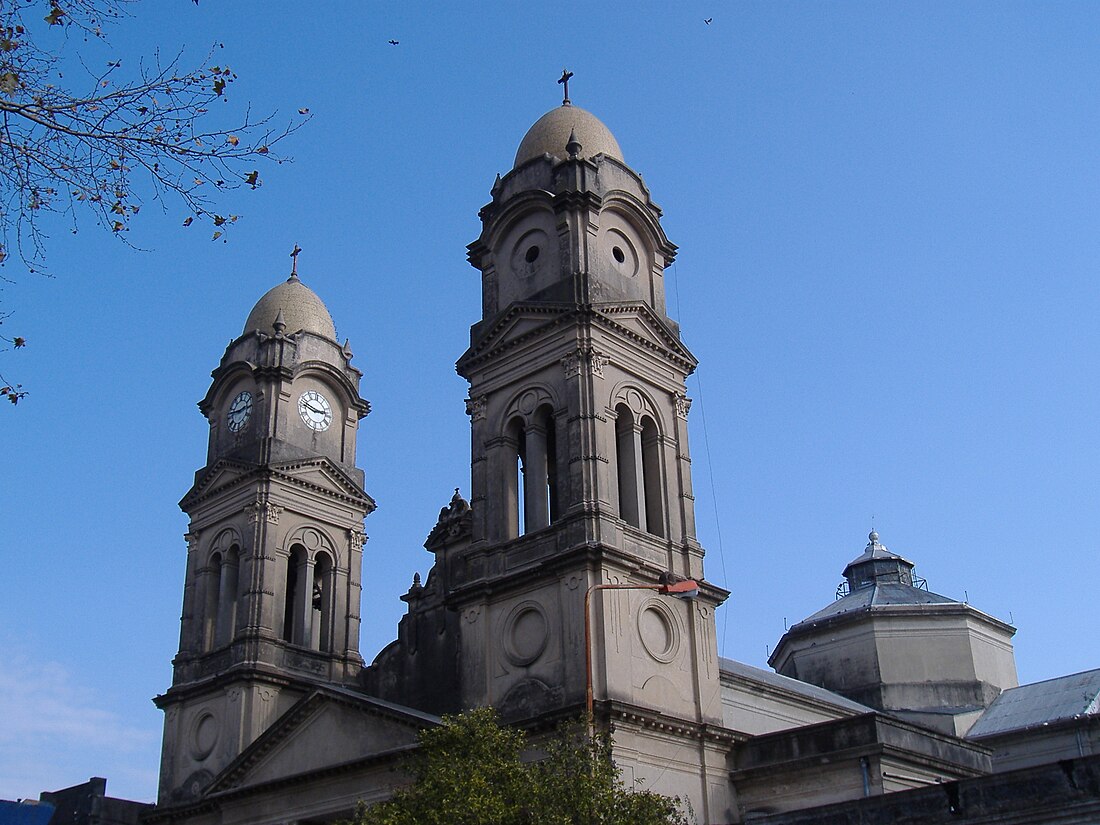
502;601;549;667
190;711;219;761
637;600;680;663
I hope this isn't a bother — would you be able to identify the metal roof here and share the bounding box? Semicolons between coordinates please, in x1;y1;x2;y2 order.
719;657;875;714
968;668;1100;738
800;581;959;623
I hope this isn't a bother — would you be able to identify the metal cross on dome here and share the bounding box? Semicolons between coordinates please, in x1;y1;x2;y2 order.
290;244;302;277
558;69;574;105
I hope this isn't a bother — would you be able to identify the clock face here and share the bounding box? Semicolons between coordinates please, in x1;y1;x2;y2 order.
227;390;253;433
298;390;333;432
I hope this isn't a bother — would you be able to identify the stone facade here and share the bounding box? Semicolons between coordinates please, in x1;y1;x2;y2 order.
148;102;1098;825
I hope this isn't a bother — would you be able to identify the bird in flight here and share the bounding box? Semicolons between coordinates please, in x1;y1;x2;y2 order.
388;39;399;45
704;17;713;24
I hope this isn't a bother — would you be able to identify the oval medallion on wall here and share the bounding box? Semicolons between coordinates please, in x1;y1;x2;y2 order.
189;711;219;761
637;599;680;664
502;600;549;667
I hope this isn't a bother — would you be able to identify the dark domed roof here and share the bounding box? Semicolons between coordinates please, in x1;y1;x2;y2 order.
514;104;623;168
243;274;336;340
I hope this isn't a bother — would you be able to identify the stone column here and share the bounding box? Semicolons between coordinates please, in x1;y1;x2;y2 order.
491;434;520;541
293;554;314;648
215;552;239;647
616;420;645;530
524;423;549;530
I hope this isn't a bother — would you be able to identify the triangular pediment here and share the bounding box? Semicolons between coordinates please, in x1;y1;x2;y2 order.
181;456;373;511
268;457;372;506
209;689;436;794
180;459;261;508
595;303;697;367
463;304;573;360
458;302;697;375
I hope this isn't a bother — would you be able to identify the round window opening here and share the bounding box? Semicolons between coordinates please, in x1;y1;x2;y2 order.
612;246;626;264
525;245;540;264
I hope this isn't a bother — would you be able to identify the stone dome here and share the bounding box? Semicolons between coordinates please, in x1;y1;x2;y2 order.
243;274;337;340
514;104;624;168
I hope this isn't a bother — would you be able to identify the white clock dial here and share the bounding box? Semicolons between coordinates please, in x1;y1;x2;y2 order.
227;390;253;433
298;390;333;432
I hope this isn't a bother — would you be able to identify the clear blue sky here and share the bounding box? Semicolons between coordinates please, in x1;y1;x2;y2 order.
2;0;1098;804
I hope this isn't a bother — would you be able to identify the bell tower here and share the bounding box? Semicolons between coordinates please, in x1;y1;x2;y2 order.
455;97;733;819
155;263;374;805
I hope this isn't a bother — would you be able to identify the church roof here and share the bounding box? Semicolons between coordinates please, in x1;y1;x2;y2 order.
801;581;960;622
514;103;623;168
243;273;337;340
967;668;1100;738
719;657;875;715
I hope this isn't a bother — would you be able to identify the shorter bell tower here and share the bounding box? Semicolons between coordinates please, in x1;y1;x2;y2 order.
155;263;374;805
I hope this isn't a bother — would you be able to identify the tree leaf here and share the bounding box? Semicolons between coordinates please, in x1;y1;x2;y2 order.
0;71;18;95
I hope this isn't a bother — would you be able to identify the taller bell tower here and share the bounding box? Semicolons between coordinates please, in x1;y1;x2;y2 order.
454;99;733;819
155;267;374;804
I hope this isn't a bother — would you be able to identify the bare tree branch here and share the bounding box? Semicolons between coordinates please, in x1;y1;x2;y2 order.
0;0;310;406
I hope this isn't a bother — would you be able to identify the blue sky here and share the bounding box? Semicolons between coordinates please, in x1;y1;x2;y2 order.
2;0;1099;803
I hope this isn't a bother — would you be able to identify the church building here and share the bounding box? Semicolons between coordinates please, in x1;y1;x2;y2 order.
147;94;1100;825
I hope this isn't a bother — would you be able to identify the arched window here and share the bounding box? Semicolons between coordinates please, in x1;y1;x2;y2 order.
614;400;665;537
615;404;642;529
215;544;241;647
504;406;559;538
504;417;524;539
203;552;223;652
640;417;665;537
312;552;335;652
282;544;307;644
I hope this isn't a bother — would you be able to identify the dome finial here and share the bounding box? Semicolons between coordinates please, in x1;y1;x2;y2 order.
557;68;574;106
289;244;302;282
566;126;582;159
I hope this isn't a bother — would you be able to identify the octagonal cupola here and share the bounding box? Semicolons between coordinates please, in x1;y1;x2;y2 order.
842;530;918;591
770;531;1018;736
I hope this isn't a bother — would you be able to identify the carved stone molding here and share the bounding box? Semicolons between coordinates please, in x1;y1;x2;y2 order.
465;395;487;421
246;498;282;525
184;532;200;552
349;530;367;552
562;347;610;379
674;393;693;420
